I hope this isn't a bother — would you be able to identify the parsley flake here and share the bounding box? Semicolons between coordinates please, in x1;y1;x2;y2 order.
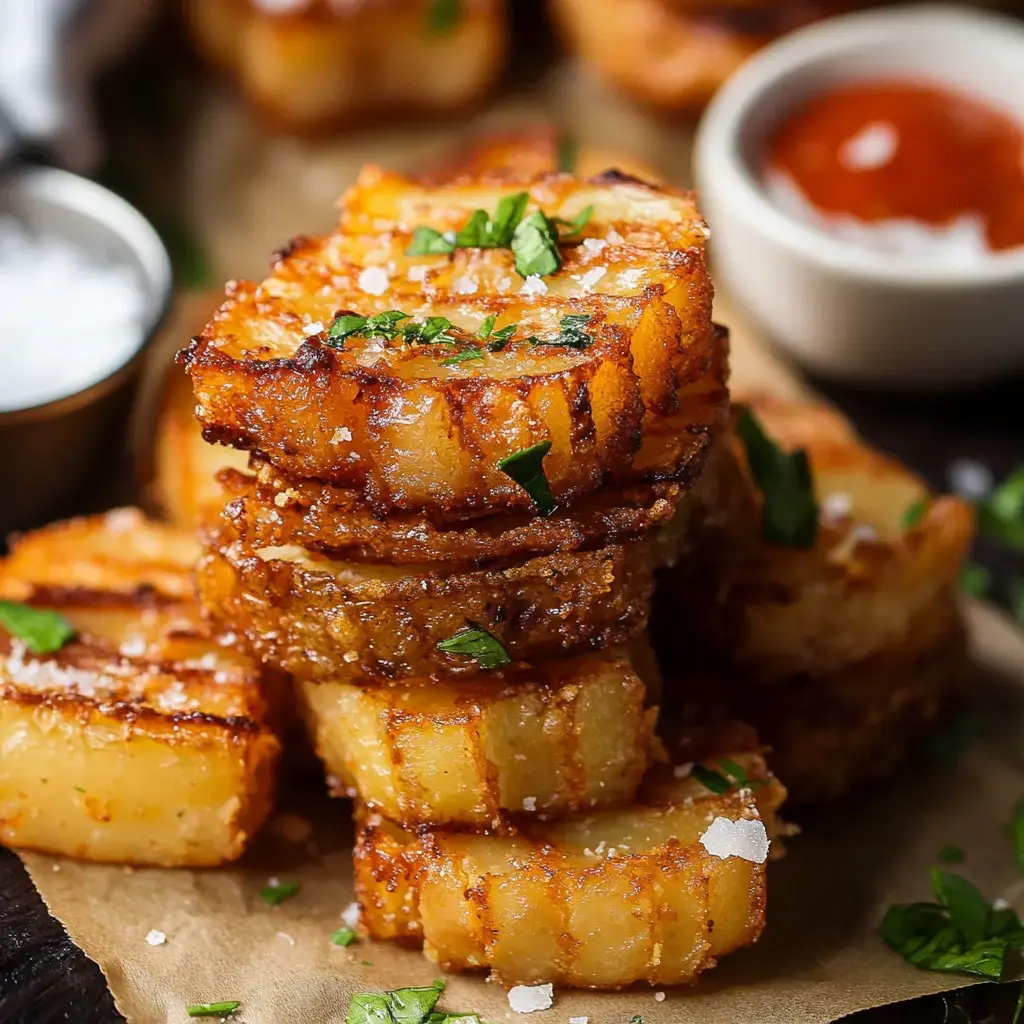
476;314;497;340
440;348;484;368
557;134;578;173
901;498;929;530
1012;797;1024;876
187;1002;241;1018
692;759;765;795
331;926;357;947
960;563;992;598
347;984;444;1024
425;0;462;34
691;765;731;795
511;211;562;278
978;466;1024;549
533;313;593;350
404;316;456;345
486;324;517;352
498;440;557;515
880;868;1024;979
736;407;818;548
554;205;595;238
408;227;457;256
259;879;300;906
326;310;410;348
437;622;511;670
0;601;75;655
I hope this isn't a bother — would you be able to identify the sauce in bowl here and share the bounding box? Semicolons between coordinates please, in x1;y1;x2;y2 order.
762;80;1024;259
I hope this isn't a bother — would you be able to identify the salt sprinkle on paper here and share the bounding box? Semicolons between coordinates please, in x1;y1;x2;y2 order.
508;983;554;1014
145;929;166;946
654;992;666;1002
341;902;361;929
699;816;770;864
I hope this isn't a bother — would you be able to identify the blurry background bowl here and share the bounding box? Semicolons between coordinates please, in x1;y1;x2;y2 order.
0;165;171;537
695;5;1024;388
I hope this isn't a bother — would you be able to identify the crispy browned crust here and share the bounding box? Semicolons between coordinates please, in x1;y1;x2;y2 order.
354;736;785;986
300;646;661;827
0;512;282;866
182;169;719;515
197;518;655;682
654;396;975;680
184;0;507;131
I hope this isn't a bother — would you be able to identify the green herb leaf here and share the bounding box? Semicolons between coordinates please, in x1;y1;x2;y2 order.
440;348;485;368
630;1017;645;1024
437;623;511;670
1009;578;1024;626
498;440;557;516
960;563;992;598
455;209;490;248
931;869;989;944
347;985;444;1024
331;926;357;947
187;1002;241;1018
533;312;593;350
554;205;595;238
691;765;732;795
978;467;1024;549
486;324;517;352
557;134;578;173
408;226;456;257
0;601;75;655
327;310;411;348
427;1014;482;1024
511;211;562;279
404;316;456;345
937;845;965;864
1013;797;1024;876
476;314;496;340
425;0;463;34
901;498;929;530
1014;985;1024;1024
489;193;531;248
259;880;300;906
736;407;818;548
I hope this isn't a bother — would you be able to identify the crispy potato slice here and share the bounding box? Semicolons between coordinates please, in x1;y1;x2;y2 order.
301;645;660;827
550;0;832;110
185;0;507;130
150;366;249;530
0;510;280;866
657;396;975;680
197;517;654;682
354;744;786;986
182;168;719;515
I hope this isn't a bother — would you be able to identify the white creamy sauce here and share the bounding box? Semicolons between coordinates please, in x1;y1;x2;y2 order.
0;217;147;412
764;170;992;263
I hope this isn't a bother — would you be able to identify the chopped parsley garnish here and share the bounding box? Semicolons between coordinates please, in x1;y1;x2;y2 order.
736;407;818;548
692;758;765;795
554;205;595;238
425;0;462;34
557;134;578;173
1012;797;1024;876
511;211;562;278
440;348;484;368
331;926;357;947
901;498;929;530
960;563;992;598
486;324;518;352
476;314;497;340
408;226;457;256
437;622;511;670
187;1002;241;1018
497;440;557;516
347;981;447;1024
325;311;458;349
259;879;300;906
0;601;75;655
938;845;965;864
978;466;1024;549
879;868;1024;979
533;313;593;350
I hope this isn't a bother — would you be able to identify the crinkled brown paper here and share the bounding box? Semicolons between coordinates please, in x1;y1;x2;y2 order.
17;73;1024;1023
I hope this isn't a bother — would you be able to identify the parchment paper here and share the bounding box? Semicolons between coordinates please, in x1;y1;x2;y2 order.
15;68;1024;1023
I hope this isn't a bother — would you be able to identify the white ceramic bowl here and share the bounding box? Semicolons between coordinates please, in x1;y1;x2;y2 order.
694;4;1024;388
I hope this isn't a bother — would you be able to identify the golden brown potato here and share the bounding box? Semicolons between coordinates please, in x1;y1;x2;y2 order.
185;0;507;131
150;366;249;531
197;521;655;682
0;510;280;866
657;396;975;681
182;168;721;515
301;645;660;827
354;743;786;986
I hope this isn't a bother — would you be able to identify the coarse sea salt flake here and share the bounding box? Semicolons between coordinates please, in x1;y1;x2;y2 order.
569;1017;589;1024
522;796;537;812
947;457;993;499
582;237;607;256
331;426;353;444
508;983;554;1014
303;320;324;336
673;762;693;779
699;816;770;864
578;266;607;291
821;491;853;521
358;266;390;296
341;901;361;928
145;929;166;946
654;992;666;1002
521;275;548;297
993;897;1011;911
453;275;478;295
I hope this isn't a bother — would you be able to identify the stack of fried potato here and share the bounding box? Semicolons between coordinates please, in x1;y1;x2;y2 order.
175;164;792;987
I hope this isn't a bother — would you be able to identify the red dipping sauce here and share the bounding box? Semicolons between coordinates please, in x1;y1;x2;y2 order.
763;80;1024;254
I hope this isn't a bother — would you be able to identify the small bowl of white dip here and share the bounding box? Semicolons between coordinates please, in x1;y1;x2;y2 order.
0;165;172;536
